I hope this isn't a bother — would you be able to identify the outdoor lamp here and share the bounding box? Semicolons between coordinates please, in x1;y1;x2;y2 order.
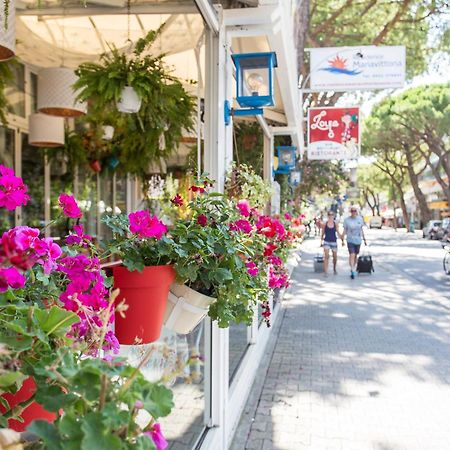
225;52;277;126
277;146;296;170
38;68;87;118
28;113;65;147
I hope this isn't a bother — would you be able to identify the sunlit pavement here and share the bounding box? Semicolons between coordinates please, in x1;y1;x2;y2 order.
232;228;450;450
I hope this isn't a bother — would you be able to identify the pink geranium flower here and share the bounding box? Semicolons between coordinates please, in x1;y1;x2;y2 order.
66;224;92;247
0;267;26;292
230;219;253;234
58;193;82;219
145;423;168;450
1;226;40;270
0;165;30;211
34;237;62;274
129;211;167;239
237;200;251;217
246;260;259;277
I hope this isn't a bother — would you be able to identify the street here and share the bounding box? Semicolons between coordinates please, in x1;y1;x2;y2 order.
232;228;450;450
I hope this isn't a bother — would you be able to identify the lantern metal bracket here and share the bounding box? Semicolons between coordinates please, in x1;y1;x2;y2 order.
224;100;263;126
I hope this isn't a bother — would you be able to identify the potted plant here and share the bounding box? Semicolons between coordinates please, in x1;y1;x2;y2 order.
102;212;175;345
74;28;196;181
166;179;271;331
0;167;174;448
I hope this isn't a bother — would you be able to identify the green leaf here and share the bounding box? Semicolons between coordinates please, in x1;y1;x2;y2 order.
135;435;156;450
142;383;174;419
0;371;27;389
35;306;79;336
81;412;123;450
213;268;233;283
28;421;62;450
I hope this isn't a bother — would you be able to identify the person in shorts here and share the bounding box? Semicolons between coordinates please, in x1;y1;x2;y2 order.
320;211;343;276
343;206;367;279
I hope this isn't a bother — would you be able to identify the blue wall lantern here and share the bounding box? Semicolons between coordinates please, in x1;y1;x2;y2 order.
225;52;278;126
289;170;301;186
276;146;296;172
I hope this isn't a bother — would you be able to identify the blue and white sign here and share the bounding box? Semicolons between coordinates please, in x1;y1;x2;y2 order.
309;45;405;91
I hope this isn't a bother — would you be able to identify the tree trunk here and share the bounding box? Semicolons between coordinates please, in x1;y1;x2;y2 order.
396;185;410;228
404;150;432;224
295;0;310;76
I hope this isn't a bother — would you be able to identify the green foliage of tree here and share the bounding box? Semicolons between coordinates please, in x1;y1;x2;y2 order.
233;122;264;176
296;159;348;201
357;164;390;216
0;60;13;125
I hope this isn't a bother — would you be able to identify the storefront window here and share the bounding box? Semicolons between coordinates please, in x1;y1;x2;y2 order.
22;134;45;228
229;321;249;383
5;63;26;118
120;322;207;449
77;170;98;239
0;127;15;232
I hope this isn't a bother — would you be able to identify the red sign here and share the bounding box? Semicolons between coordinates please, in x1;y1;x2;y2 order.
307;107;360;160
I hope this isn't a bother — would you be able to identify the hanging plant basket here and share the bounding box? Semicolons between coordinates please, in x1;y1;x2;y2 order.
102;125;114;140
116;86;142;113
113;265;175;344
0;0;15;61
0;377;56;432
164;283;216;335
89;160;101;173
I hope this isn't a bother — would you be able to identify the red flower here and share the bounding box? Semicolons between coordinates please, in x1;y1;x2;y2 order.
197;214;207;227
263;243;278;257
170;194;184;207
190;185;205;194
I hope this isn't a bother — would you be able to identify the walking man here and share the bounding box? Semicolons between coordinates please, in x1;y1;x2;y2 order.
343;206;367;279
320;211;344;276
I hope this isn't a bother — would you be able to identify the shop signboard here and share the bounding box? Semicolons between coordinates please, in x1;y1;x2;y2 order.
309;45;405;91
308;106;360;160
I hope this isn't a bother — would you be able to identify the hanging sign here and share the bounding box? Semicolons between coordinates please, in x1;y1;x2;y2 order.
308;107;360;160
309;46;405;91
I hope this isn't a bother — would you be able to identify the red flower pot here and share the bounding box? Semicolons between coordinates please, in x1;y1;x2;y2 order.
89;160;101;173
113;265;175;345
0;377;56;432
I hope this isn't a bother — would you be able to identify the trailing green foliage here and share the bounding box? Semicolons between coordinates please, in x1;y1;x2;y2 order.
0;60;13;125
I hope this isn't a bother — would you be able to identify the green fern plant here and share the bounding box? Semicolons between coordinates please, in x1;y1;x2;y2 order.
0;60;13;125
74;28;196;179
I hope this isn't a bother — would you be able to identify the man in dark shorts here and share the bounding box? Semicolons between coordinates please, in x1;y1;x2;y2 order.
343;207;367;279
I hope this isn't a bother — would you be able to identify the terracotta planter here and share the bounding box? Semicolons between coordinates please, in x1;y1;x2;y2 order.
0;377;56;432
113;265;175;344
164;284;216;335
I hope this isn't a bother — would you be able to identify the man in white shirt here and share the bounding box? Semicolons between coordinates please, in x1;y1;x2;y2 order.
342;206;367;279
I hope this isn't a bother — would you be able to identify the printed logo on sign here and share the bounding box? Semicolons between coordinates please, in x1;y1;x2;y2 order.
320;55;362;76
310;111;339;138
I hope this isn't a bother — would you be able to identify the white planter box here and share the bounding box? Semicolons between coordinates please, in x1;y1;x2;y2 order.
164;283;216;335
116;86;142;113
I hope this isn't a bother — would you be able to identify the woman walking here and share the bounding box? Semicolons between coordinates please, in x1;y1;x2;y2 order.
321;211;344;276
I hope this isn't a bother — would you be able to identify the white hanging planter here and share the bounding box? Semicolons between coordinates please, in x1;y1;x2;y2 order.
102;125;114;140
28;113;64;147
38;68;87;118
116;86;142;113
0;0;15;61
163;283;216;335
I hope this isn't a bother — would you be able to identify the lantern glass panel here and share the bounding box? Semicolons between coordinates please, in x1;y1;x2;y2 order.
242;68;269;97
279;149;295;166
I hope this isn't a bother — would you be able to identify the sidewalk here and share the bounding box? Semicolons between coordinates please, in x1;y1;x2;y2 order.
231;238;450;450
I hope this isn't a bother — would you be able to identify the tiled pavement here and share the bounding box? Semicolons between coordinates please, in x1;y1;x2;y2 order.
231;237;450;450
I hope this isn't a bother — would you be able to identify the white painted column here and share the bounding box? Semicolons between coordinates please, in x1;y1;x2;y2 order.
202;12;231;450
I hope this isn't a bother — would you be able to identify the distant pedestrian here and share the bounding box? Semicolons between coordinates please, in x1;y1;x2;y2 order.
343;206;367;279
320;211;344;276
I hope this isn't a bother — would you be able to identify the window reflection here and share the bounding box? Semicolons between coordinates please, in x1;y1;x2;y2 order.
229;321;249;383
119;322;206;449
22;134;45;228
5;63;25;118
0;127;15;232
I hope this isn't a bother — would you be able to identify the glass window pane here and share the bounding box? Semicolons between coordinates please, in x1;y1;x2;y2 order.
77;170;98;239
5;63;25;117
229;321;249;383
119;322;207;449
115;176;127;215
99;175;114;240
30;72;38;113
22;134;45;228
0;127;15;232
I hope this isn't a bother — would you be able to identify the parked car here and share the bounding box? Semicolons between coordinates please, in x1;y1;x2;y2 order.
437;217;450;240
422;220;442;239
369;216;382;229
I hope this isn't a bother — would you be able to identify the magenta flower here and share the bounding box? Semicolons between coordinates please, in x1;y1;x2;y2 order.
1;226;40;270
284;213;292;220
268;266;289;289
145;423;168;450
0;165;30;211
58;193;82;219
66;224;92;247
103;330;120;355
230;219;253;234
197;214;207;227
268;255;283;267
237;200;251;217
34;237;62;274
0;267;26;292
246;260;259;277
129;211;167;239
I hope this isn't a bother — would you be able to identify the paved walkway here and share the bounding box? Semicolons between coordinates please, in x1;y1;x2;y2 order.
232;235;450;450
